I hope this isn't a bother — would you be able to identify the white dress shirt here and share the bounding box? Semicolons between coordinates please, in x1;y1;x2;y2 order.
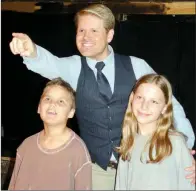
23;45;195;149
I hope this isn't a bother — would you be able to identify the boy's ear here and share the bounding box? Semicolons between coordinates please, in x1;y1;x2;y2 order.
68;108;75;119
37;105;40;114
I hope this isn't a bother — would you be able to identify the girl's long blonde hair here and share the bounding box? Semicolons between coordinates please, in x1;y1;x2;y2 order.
118;74;176;163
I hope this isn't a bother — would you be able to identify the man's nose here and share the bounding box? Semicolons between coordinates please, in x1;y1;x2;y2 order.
83;31;91;39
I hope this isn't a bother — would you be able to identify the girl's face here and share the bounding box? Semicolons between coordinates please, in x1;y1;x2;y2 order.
132;83;167;128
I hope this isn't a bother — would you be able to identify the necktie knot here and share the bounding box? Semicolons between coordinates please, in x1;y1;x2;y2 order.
95;61;105;71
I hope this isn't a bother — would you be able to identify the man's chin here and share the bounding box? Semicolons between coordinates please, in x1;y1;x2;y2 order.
80;51;95;58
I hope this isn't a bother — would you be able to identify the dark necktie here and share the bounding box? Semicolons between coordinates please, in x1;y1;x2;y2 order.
95;61;112;101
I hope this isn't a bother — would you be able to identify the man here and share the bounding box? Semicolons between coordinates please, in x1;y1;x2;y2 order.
9;4;195;190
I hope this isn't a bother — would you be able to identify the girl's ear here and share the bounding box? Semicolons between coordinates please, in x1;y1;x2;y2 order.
129;92;134;103
126;92;134;111
124;92;134;117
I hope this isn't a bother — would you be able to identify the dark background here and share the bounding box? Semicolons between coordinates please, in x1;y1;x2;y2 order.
1;11;195;156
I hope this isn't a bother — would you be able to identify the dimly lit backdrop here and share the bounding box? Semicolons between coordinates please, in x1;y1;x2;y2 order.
2;11;195;155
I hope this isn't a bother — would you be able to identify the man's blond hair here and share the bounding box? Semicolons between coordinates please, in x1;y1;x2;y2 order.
75;4;115;32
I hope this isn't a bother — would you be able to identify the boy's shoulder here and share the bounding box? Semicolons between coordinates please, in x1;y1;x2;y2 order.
70;130;88;150
16;132;40;157
18;132;39;151
21;132;39;145
69;129;91;160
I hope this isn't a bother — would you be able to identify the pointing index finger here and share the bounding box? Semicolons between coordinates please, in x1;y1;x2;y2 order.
12;33;28;40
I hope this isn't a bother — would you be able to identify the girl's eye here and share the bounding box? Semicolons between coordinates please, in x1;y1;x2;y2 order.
152;100;158;104
137;96;142;99
92;29;97;32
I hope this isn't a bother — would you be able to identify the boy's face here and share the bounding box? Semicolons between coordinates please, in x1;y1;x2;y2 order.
132;83;167;127
37;85;75;126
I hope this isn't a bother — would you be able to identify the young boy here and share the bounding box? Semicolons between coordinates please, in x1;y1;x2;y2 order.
9;78;92;190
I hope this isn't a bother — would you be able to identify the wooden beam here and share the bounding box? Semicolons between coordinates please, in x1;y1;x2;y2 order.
1;1;196;14
2;2;37;13
61;2;196;14
106;2;196;14
164;2;196;14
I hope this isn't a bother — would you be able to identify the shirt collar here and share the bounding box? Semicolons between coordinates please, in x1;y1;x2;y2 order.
86;45;114;70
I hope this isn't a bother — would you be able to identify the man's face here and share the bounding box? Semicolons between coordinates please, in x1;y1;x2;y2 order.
76;14;114;61
37;85;75;126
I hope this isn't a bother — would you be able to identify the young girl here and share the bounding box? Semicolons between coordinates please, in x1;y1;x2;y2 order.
115;74;195;190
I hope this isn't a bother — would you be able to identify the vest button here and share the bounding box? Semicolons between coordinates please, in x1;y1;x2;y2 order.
107;106;110;109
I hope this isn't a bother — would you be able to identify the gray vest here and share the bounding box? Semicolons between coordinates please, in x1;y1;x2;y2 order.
76;54;136;170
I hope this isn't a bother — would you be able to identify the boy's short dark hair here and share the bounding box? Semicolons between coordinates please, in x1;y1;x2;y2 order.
44;77;75;109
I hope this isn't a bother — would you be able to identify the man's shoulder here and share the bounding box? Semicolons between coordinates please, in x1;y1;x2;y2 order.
129;55;146;63
114;53;145;62
127;55;155;78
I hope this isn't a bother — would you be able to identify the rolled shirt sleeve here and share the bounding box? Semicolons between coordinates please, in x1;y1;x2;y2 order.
23;44;81;91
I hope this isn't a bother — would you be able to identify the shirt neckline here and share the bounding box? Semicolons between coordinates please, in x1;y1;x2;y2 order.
36;129;75;154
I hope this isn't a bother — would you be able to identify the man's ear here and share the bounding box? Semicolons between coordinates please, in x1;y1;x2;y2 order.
68;108;75;119
107;29;114;43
